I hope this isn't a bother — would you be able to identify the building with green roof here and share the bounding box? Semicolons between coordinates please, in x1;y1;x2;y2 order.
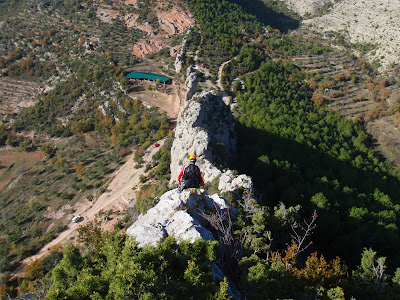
125;71;172;84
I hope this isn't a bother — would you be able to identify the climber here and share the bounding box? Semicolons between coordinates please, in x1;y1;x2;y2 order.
178;155;205;191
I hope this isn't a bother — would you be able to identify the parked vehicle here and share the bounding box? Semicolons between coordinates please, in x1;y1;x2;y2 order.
72;215;81;223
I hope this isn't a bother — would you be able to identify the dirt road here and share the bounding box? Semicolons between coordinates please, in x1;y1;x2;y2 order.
14;139;165;275
216;55;238;106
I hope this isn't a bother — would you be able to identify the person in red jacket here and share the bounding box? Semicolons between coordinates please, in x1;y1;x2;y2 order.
178;155;205;190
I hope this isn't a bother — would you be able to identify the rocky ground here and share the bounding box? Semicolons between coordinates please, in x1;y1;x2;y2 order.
300;0;400;72
281;0;330;16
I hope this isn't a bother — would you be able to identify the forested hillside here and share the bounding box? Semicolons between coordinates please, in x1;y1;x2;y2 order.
235;59;400;267
180;0;400;298
2;0;400;299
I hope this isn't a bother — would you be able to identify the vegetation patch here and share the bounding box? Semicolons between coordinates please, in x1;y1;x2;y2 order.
234;58;400;269
0;151;44;190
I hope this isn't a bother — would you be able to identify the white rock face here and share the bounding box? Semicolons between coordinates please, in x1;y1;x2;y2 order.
281;0;330;16
126;189;235;247
174;29;191;73
170;91;237;185
218;170;253;194
303;0;400;71
183;66;198;102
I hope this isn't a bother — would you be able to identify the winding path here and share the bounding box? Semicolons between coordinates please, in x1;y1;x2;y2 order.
216;55;239;105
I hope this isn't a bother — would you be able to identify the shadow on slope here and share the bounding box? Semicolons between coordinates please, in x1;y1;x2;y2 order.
235;122;400;269
229;0;300;32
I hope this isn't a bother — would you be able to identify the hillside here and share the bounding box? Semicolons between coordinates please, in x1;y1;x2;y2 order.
281;0;331;16
292;0;400;72
286;0;400;165
2;0;400;299
0;0;184;291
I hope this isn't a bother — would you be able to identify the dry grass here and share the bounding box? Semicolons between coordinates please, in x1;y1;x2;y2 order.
0;151;44;191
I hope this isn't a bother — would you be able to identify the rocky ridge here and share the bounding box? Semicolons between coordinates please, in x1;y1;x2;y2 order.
174;29;191;73
183;66;198;102
170;90;238;184
127;73;252;247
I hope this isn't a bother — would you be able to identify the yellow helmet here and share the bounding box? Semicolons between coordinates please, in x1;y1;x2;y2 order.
189;155;196;160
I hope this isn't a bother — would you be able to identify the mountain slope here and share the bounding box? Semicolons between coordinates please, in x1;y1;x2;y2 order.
302;0;400;71
3;0;400;298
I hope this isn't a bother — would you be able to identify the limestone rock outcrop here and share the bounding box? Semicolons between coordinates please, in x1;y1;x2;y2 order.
183;66;198;102
218;170;253;193
170;91;237;184
128;70;253;253
174;29;190;73
126;189;235;247
127;76;252;298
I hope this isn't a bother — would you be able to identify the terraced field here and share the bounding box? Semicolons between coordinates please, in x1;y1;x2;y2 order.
0;77;41;119
292;52;376;119
291;50;400;164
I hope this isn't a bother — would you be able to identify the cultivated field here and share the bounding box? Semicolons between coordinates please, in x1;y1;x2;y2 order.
0;77;40;119
292;52;380;119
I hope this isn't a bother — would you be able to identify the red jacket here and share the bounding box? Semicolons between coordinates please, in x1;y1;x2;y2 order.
178;164;205;188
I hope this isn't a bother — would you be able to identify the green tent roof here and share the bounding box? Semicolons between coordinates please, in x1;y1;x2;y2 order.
125;71;171;83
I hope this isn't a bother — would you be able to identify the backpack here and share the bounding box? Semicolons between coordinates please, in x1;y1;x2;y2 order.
182;164;201;188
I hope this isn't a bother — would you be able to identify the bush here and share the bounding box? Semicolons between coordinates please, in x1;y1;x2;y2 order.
145;163;151;172
114;221;123;230
139;174;147;183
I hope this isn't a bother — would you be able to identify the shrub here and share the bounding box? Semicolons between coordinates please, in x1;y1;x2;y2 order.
114;221;123;230
139;174;147;183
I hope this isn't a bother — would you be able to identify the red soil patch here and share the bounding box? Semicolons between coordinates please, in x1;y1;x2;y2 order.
132;39;167;57
95;0;194;58
157;8;194;35
125;13;154;33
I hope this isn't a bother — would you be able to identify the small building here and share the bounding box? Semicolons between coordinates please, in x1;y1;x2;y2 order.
125;71;172;85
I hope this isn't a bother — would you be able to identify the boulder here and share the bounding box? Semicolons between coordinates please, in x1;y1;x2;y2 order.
126;189;236;248
218;170;253;194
